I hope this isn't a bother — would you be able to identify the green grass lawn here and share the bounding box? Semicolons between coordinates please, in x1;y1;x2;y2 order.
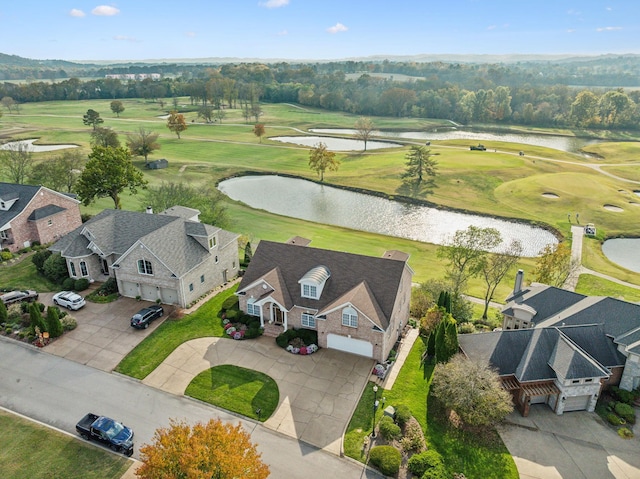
0;409;131;479
115;285;237;379
344;338;517;479
0;254;59;292
575;274;640;302
185;365;279;422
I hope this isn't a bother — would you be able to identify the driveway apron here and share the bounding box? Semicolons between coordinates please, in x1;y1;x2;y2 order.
143;335;374;455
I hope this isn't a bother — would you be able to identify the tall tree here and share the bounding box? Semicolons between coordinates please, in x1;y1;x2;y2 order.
136;418;269;479
31;150;84;193
82;109;103;130
45;306;63;338
401;145;438;196
431;354;513;427
90;126;120;148
166;110;187;139
253;123;265;143
215;108;226;123
479;239;523;319
198;105;214;123
142;181;228;227
570;90;599;127
308;142;340;182
0;142;33;184
1;96;16;113
534;242;576;287
438;226;502;296
76;146;147;209
110;100;125;117
29;302;47;335
127;127;161;165
354;117;375;151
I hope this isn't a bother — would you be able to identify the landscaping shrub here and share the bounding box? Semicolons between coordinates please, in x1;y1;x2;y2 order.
408;450;444;477
221;295;239;311
225;309;238;320
45;307;63;338
297;328;318;346
369;446;401;476
422;466;449;479
614;402;636;424
458;322;475;334
0;301;7;323
31;249;51;273
7;304;22;323
244;327;262;339
394;403;412;427
618;427;634;439
62;277;75;290
100;277;119;295
43;253;70;284
1;250;13;261
275;329;298;348
74;278;90;291
60;315;77;331
610;386;639;405
400;417;426;452
29;303;47;334
607;413;624;426
378;415;402;441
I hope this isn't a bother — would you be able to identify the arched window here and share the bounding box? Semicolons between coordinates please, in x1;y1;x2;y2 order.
80;261;88;276
69;261;76;277
137;259;153;275
342;307;358;328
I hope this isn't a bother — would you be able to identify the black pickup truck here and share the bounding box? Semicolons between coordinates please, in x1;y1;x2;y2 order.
76;413;134;456
469;144;487;151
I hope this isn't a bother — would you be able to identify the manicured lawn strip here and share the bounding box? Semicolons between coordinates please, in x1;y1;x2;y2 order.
0;255;59;292
344;338;517;478
115;285;237;379
575;274;640;302
582;237;640;286
185;365;279;422
0;409;131;479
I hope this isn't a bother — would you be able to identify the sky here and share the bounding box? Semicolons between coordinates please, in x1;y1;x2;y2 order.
0;1;639;62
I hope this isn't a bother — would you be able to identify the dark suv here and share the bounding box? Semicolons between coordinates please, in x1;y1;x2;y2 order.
1;290;39;306
130;304;164;329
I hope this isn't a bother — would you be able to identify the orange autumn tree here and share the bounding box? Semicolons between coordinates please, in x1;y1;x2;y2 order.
136;418;270;479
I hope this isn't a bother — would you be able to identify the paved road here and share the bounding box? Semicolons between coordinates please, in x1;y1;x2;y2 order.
0;338;382;479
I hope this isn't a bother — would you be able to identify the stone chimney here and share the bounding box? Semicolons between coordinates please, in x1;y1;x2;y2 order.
146;206;153;214
513;269;524;294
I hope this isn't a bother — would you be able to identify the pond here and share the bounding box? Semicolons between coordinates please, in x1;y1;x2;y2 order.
218;175;558;257
0;139;78;152
602;238;640;273
309;128;597;153
270;135;400;151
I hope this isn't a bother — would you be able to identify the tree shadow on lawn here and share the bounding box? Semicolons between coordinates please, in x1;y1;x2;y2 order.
185;364;279;422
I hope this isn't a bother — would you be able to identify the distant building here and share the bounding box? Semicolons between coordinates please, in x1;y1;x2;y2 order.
105;73;161;81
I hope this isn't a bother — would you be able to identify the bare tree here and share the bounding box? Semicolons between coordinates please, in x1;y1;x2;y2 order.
1;96;16;113
0;142;33;184
354;117;375;151
479;239;523;319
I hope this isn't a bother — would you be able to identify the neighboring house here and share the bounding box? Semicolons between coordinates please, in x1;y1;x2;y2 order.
236;237;413;362
50;207;239;307
459;270;639;416
0;182;82;253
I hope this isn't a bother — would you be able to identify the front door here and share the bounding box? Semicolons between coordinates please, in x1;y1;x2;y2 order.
101;258;109;275
273;305;284;325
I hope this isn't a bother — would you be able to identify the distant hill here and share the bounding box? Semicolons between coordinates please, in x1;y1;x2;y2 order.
0;52;91;68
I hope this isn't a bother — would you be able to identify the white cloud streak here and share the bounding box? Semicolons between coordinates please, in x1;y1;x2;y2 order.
92;5;120;16
259;0;289;8
327;23;348;34
69;9;86;17
596;26;622;32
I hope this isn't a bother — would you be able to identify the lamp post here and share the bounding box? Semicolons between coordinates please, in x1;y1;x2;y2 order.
371;385;379;438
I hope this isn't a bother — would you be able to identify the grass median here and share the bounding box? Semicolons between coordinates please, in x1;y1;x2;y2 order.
115;285;237;380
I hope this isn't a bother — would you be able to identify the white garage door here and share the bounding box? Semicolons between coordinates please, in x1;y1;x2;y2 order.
140;284;156;302
564;395;590;412
121;281;138;298
326;334;373;358
161;288;178;305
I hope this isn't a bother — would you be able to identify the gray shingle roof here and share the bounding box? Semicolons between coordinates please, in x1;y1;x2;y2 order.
0;182;40;228
237;240;409;331
28;204;65;221
503;285;586;324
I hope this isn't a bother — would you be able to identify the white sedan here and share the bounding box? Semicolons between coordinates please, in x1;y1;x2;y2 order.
52;291;86;310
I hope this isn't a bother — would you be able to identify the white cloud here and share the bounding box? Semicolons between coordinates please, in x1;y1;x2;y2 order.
567;28;576;33
327;23;348;34
596;26;622;32
487;25;496;31
259;0;289;8
185;31;197;38
92;5;120;16
277;29;288;36
113;35;140;42
69;9;86;17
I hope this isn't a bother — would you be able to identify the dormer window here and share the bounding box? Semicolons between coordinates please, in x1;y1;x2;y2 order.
208;236;216;249
299;265;330;300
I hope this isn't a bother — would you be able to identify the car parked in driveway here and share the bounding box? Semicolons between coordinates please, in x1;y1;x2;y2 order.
130;304;164;329
52;291;86;310
1;290;39;306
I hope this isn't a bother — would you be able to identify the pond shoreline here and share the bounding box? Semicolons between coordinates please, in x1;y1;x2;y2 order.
217;170;564;242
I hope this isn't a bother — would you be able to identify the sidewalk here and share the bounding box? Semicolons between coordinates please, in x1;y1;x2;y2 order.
379;327;419;390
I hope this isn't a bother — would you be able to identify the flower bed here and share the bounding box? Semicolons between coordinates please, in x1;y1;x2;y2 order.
286;343;319;355
276;328;320;355
222;316;262;340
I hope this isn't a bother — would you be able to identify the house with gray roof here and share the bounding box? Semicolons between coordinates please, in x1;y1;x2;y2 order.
50;208;239;307
0;182;82;253
236;238;413;362
459;270;639;416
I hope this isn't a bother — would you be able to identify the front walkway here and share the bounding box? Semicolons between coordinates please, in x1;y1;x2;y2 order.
142;335;374;456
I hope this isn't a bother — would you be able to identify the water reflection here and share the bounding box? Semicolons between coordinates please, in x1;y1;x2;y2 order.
310;128;596;153
602;238;640;273
270;136;400;151
218;175;558;257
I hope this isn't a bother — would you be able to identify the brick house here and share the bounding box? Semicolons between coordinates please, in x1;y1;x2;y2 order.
0;182;82;253
236;238;413;362
459;271;638;416
50;207;239;307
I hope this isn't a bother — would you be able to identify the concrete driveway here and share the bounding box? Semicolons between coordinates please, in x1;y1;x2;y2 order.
39;292;172;372
142;335;374;455
498;405;640;479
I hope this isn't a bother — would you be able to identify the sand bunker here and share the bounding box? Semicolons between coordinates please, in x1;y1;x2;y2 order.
629;202;640;207
541;192;559;199
634;190;640;197
603;204;624;212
